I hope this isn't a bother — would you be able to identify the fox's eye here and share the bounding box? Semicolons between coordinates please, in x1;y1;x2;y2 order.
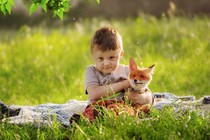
131;74;136;77
140;75;145;78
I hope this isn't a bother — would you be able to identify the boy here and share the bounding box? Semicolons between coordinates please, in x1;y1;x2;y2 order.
0;27;131;121
85;27;131;103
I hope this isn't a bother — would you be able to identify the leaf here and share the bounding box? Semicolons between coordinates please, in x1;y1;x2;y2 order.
8;0;15;6
1;4;6;15
63;1;70;9
54;9;63;20
1;0;8;4
57;11;63;20
29;3;39;15
41;4;47;12
42;0;49;4
96;0;100;4
5;2;11;14
41;2;47;12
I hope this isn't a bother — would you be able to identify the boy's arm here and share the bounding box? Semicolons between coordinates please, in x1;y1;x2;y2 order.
87;79;130;101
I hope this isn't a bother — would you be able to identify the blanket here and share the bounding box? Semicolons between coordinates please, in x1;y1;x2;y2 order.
3;93;207;127
5;100;88;127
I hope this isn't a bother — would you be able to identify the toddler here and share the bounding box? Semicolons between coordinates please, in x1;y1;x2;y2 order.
85;27;131;103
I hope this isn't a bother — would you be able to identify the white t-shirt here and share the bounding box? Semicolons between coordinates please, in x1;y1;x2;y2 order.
85;64;129;102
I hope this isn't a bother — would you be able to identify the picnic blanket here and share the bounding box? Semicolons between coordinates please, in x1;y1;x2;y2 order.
3;93;207;127
5;100;88;126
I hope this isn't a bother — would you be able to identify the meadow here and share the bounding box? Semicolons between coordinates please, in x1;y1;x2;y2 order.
0;16;210;139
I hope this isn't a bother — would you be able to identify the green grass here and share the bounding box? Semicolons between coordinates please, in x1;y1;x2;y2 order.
0;107;209;139
0;16;210;139
70;108;209;140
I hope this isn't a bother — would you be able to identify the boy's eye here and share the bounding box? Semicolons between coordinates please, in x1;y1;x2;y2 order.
110;56;116;60
98;57;103;61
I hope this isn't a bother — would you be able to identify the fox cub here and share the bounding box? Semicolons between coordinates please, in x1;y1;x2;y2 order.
125;58;155;113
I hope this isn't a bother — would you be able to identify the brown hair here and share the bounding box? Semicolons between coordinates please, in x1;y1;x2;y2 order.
91;27;123;53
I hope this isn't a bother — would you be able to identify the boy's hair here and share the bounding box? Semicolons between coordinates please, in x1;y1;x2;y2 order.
91;27;123;53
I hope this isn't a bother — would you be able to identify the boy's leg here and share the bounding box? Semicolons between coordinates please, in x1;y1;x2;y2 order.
0;101;21;120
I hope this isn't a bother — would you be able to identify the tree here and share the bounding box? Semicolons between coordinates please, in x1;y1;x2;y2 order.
0;0;100;20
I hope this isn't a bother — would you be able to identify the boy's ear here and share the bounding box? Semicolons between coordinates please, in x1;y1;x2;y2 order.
120;51;124;59
129;58;138;71
146;64;155;74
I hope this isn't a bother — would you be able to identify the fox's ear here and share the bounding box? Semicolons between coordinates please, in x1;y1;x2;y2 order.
129;58;138;71
147;64;155;74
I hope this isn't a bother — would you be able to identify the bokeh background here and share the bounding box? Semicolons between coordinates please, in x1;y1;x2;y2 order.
1;0;210;28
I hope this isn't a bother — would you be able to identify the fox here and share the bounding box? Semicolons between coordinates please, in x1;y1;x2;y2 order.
125;58;155;113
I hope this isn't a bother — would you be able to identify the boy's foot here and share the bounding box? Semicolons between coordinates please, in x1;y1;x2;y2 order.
69;114;81;125
154;94;165;98
203;96;210;104
0;101;21;120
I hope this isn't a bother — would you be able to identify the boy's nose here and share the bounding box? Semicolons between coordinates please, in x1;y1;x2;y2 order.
104;60;110;65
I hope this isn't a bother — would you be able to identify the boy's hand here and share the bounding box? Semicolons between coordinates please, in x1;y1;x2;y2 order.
122;79;131;89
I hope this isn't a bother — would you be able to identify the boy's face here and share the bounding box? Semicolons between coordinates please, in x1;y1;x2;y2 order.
92;48;124;74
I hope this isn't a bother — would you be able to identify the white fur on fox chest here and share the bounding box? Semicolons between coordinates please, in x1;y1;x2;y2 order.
125;90;153;105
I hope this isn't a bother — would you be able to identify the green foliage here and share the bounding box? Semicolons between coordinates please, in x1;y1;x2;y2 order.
0;0;14;15
0;0;100;19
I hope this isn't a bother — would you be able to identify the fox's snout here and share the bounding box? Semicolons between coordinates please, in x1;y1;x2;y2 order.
133;79;143;84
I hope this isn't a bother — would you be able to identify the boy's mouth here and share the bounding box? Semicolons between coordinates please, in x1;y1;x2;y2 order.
103;67;112;69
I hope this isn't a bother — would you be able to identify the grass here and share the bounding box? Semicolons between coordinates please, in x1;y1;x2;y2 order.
0;16;210;139
1;107;209;139
70;108;209;139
